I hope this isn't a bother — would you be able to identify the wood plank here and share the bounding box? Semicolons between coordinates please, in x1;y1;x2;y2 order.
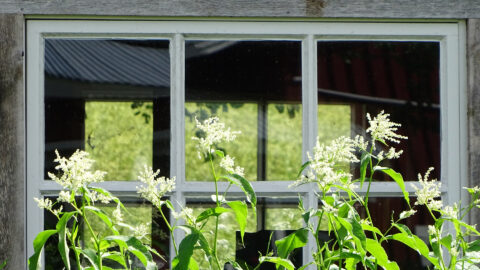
0;0;478;18
468;19;480;226
0;13;25;270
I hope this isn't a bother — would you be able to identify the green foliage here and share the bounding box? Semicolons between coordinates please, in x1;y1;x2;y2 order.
85;101;153;181
33;111;480;270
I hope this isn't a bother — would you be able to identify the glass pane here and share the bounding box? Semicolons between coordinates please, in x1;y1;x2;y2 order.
187;197;302;269
85;101;153;181
319;197;434;270
185;102;258;181
44;39;170;180
44;198;170;270
317;41;440;181
185;40;302;181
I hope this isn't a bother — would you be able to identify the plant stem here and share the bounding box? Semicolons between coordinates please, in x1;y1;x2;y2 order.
209;152;222;269
158;204;179;255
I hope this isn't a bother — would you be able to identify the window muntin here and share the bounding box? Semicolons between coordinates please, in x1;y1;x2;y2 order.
27;20;466;269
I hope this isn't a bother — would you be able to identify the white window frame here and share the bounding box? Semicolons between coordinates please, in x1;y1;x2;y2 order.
26;20;467;269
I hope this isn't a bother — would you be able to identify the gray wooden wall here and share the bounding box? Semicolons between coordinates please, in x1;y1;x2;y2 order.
2;1;480;269
0;13;25;270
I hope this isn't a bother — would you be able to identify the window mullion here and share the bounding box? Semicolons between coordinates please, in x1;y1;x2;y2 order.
170;33;186;261
302;34;318;269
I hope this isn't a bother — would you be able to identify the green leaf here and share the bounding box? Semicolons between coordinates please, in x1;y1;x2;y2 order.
81;248;99;270
361;223;384;238
297;262;313;270
85;206;119;235
172;232;199;270
28;230;57;270
324;252;362;263
296;161;311;179
224;174;257;208
0;260;6;270
102;253;127;269
104;236;156;270
180;225;213;265
188;257;200;270
365;238;399;270
275;228;308;259
390;233;439;268
196;207;230;222
259;256;295;270
377;167;410;206
359;151;370;188
56;212;76;270
215;149;225;158
440;234;453;250
351;218;367;249
467;239;480;252
227;201;248;244
227;260;245;270
392;223;413;235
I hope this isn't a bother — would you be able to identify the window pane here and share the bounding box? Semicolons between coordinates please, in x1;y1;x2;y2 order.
185;40;302;181
85;101;153;180
317;41;440;181
44;39;170;180
185;102;258;181
187;197;302;269
44;198;170;270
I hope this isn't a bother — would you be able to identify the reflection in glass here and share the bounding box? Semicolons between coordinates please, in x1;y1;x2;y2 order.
44;39;170;180
317;41;440;181
188;197;302;269
44;198;170;270
85;101;153;181
185;102;258;181
185;40;302;181
267;104;302;180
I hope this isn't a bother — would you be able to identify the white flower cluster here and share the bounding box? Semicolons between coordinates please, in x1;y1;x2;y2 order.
34;197;63;217
192;117;241;158
366;111;407;144
172;207;197;226
34;197;53;210
428;225;438;236
442;203;459;219
322;202;339;215
89;191;113;204
399;209;417;219
412;167;443;211
133;223;151;240
136;165;175;208
112;203;123;223
48;150;107;193
376;147;404;161
291;136;358;191
219;155;245;177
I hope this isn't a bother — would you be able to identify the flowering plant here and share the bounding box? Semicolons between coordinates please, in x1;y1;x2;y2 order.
30;111;480;270
29;150;159;270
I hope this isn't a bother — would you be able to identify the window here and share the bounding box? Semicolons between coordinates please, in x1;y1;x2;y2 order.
26;20;466;268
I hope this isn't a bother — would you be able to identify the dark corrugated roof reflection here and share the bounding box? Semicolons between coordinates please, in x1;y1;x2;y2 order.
45;39;170;88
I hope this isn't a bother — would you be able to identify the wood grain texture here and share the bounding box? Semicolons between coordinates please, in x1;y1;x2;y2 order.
468;19;480;226
0;13;25;270
0;0;478;18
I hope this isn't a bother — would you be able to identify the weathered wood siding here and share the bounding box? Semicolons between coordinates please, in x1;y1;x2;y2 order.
0;0;479;18
0;14;25;270
468;19;480;225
